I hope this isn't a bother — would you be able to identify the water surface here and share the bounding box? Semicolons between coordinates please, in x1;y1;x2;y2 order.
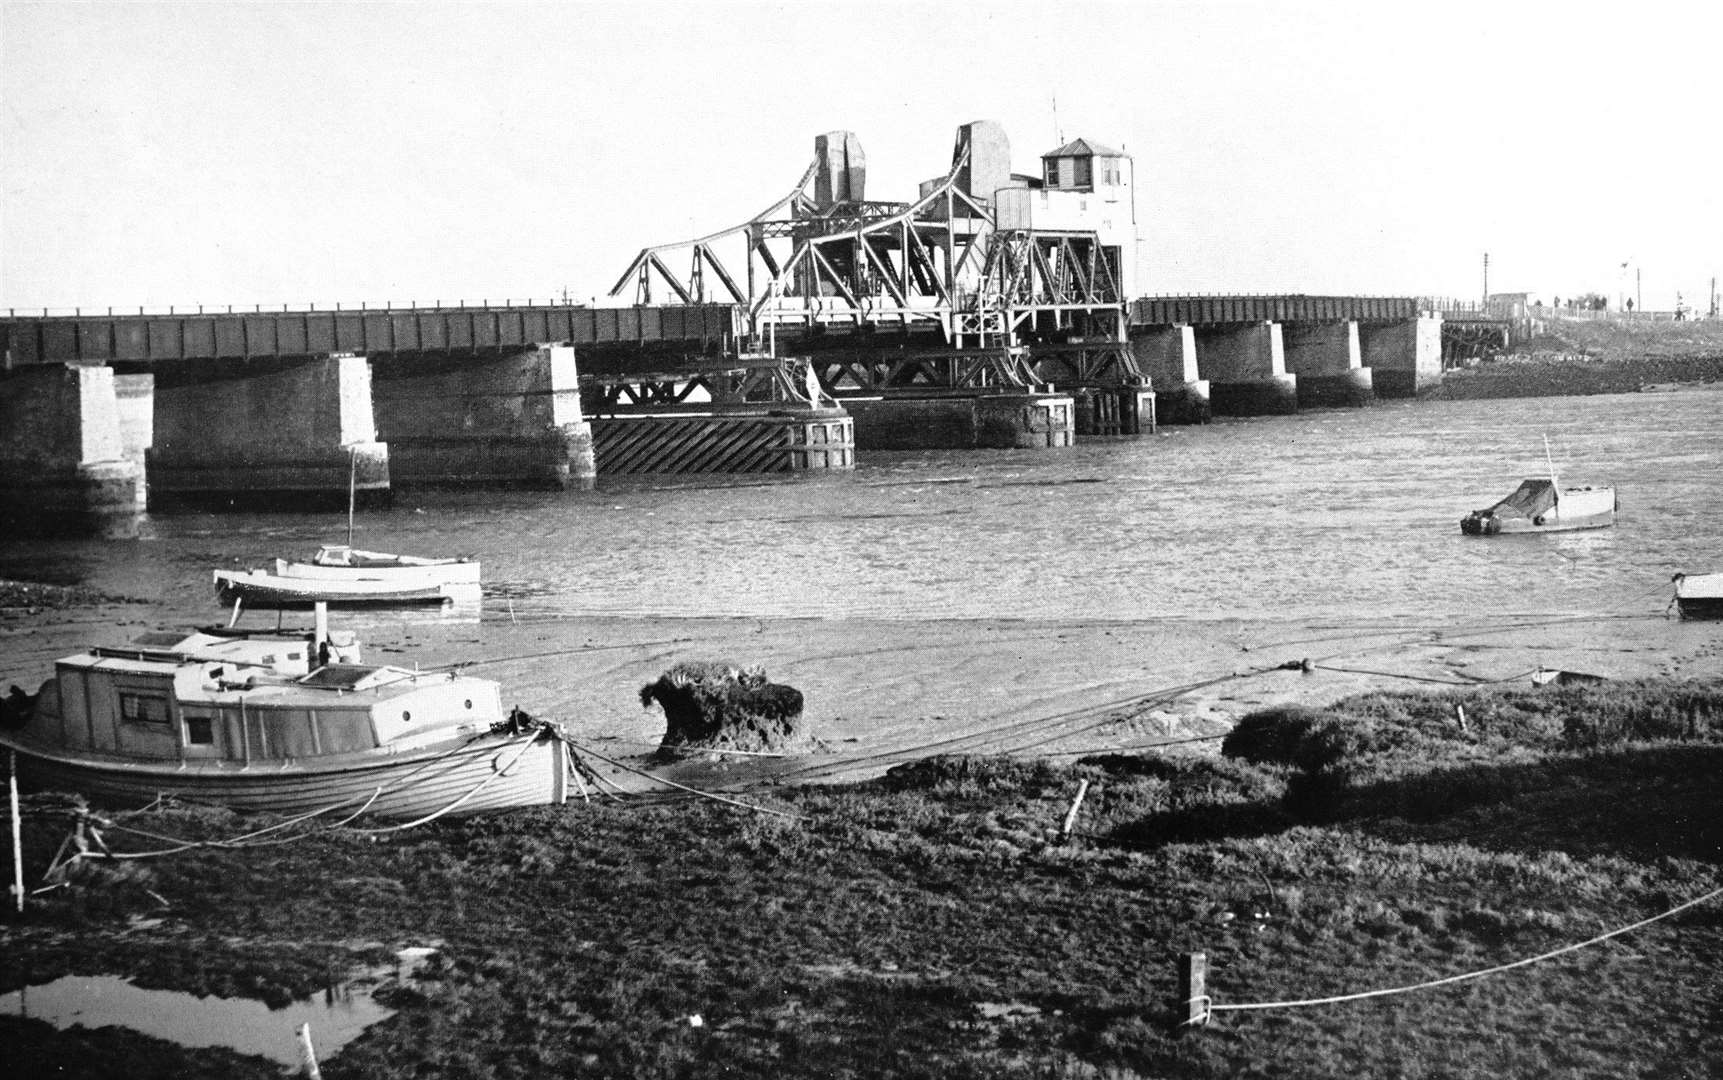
2;391;1716;626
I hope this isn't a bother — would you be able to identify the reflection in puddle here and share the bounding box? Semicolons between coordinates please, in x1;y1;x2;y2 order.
0;948;434;1067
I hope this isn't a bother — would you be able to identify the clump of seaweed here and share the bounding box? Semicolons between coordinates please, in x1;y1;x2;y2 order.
639;660;808;755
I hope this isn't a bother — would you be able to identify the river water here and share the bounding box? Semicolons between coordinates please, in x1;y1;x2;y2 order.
2;389;1718;628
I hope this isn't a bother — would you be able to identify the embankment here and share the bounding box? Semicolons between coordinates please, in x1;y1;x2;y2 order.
1427;353;1723;399
1424;316;1723;400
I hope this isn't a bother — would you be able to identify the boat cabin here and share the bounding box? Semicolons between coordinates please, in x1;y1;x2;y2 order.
26;628;505;766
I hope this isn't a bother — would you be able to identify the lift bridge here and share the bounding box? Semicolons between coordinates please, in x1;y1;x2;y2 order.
604;121;1142;417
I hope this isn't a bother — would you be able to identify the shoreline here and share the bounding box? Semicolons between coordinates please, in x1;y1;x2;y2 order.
6;593;1715;791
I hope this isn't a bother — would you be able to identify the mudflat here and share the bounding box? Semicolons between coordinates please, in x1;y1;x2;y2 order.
7;594;1715;787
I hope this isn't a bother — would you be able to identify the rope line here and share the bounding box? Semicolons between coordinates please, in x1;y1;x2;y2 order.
1309;663;1546;687
1205;884;1723;1018
27;728;556;861
566;740;798;819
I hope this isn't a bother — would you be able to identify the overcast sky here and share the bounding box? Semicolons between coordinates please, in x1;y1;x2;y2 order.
3;0;1717;313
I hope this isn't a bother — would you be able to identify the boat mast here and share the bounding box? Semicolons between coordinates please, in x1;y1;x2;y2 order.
1543;434;1560;500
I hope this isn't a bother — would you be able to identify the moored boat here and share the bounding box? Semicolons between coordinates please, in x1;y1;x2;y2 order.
274;545;481;584
1671;572;1723;620
0;618;572;820
1461;437;1617;536
1459;478;1618;535
214;565;475;608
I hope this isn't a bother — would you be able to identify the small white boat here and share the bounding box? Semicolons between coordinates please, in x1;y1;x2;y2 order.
1671;572;1723;620
0;614;573;820
214;566;470;608
1459;478;1617;535
1460;437;1616;536
273;545;480;585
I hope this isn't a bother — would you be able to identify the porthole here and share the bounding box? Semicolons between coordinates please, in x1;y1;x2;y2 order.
464;699;473;709
402;711;412;723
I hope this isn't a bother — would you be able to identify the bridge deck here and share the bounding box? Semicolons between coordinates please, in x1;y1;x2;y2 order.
1130;294;1419;327
0;304;738;366
4;295;1437;366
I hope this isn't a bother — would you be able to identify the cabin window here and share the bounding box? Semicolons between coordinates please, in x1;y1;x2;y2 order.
185;716;215;745
259;710;321;759
1046;159;1060;187
1073;157;1092;187
120;692;171;727
314;712;376;754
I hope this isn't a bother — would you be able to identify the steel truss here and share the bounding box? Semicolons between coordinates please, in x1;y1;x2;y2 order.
585;356;835;414
608;133;1141;392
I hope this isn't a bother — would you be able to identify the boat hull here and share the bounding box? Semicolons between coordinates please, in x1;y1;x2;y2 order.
0;727;570;820
1674;573;1723;621
1460;486;1616;535
214;569;470;608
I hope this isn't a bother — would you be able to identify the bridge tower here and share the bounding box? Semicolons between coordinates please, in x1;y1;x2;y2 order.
609;122;1154;448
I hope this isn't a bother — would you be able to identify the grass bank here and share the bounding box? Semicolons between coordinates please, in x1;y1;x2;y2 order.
4;679;1721;1078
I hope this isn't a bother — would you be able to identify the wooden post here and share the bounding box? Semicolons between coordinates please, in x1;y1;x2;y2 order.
1176;952;1208;1031
297;1022;323;1079
346;445;357;548
1059;778;1090;844
9;750;23;915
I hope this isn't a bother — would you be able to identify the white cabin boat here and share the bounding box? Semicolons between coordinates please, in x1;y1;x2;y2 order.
0;619;571;819
1672;572;1723;620
1460;478;1617;535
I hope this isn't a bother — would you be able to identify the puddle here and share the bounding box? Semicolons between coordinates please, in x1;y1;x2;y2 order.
0;947;435;1068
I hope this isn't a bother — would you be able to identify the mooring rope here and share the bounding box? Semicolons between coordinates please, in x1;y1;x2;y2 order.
31;727;550;860
346;730;548;835
1195;883;1723;1023
565;739;797;819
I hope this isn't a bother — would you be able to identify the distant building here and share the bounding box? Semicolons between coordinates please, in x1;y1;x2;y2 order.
1486;292;1539;319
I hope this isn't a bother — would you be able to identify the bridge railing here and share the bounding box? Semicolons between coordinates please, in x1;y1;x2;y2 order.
5;298;596;320
1130;293;1420;326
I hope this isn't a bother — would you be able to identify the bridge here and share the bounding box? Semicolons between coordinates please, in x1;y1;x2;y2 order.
0;119;1444;535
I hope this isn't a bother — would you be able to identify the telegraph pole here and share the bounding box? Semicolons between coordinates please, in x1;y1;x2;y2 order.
1482;252;1489;305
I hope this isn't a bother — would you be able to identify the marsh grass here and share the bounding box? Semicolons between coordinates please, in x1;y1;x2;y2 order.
3;680;1721;1078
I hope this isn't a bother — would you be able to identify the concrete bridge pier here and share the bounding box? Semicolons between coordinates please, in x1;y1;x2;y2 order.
1194;322;1298;415
1130;324;1210;423
1360;316;1443;397
148;353;389;510
1282;321;1374;407
0;363;146;536
373;345;596;491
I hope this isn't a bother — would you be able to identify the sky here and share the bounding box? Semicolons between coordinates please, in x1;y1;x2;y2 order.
2;0;1719;314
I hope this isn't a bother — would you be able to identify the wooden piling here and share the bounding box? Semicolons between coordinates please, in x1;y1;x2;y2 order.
9;750;22;915
1176;952;1209;1031
1059;778;1090;843
297;1022;323;1079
